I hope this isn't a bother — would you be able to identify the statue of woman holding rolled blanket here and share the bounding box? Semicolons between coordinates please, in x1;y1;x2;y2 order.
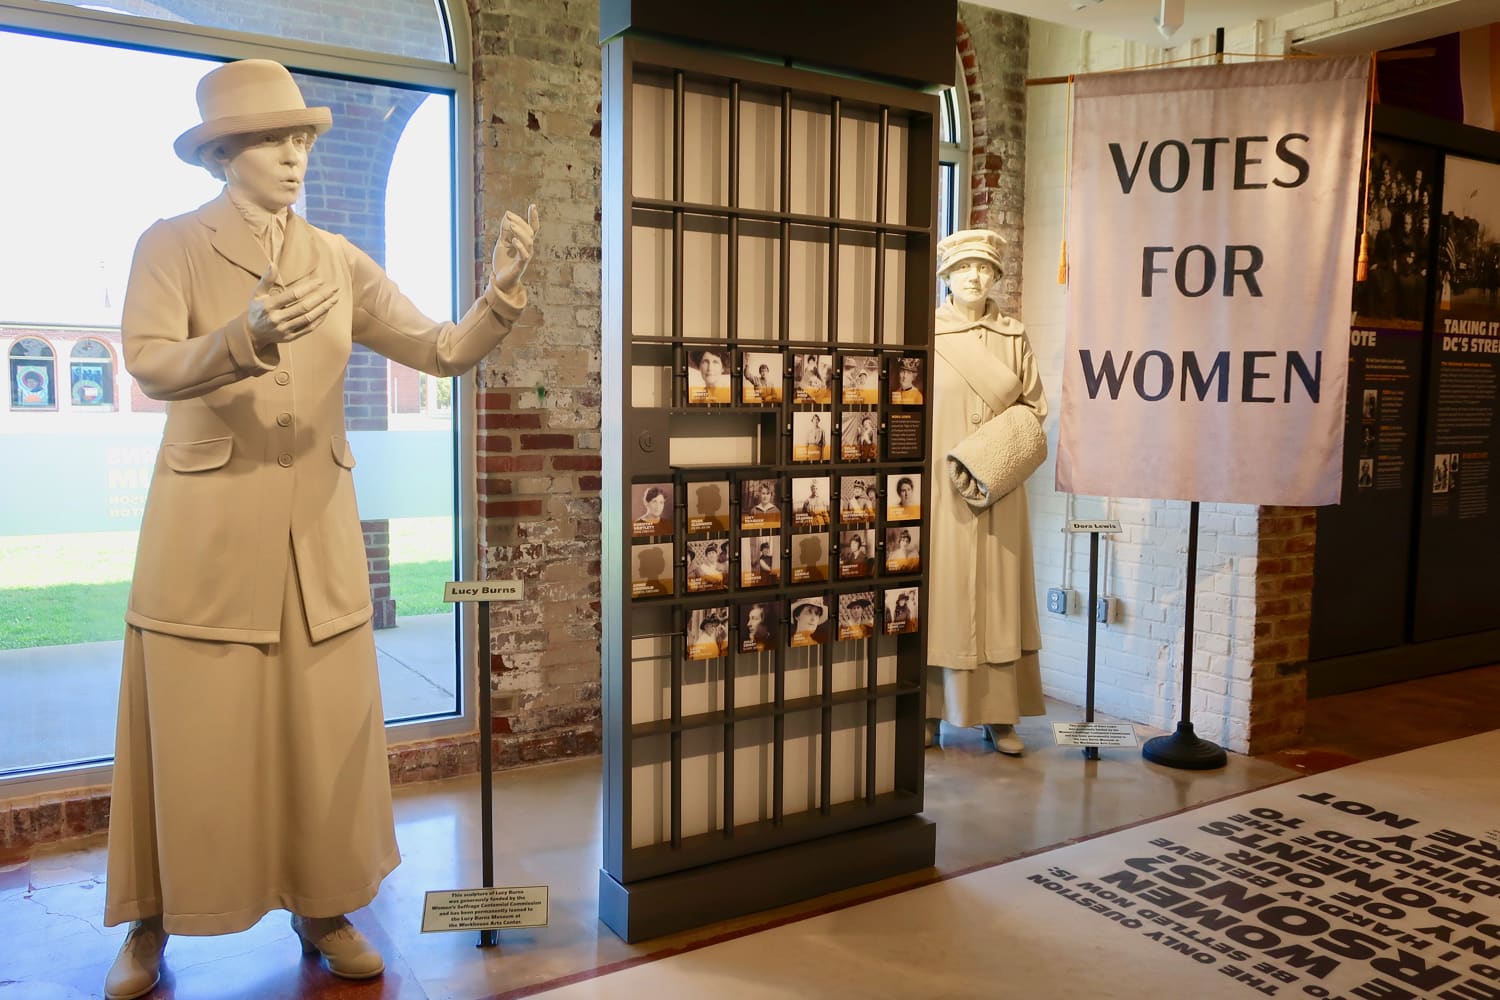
925;229;1048;756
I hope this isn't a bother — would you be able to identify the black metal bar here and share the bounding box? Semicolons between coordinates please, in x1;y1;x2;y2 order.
477;600;497;948
773;609;786;825
728;80;741;344
1086;531;1099;723
1141;500;1226;769
1084;532;1100;761
671;605;684;848
875;106;889;344
723;630;736;838
828;97;841;344
629;197;930;234
672;72;684;345
1180;501;1199;710
820;611;833;815
672;70;685;201
864;634;877;803
779;89;792;343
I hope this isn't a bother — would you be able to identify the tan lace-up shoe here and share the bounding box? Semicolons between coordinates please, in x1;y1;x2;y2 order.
983;723;1025;756
291;913;385;979
105;915;168;1000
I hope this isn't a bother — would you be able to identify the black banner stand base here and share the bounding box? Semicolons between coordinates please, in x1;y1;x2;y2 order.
1142;721;1227;770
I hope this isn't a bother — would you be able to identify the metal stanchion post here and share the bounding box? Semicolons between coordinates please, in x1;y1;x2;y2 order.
477;600;498;948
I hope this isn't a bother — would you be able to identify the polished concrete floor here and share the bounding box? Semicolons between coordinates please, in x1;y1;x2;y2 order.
2;664;1494;999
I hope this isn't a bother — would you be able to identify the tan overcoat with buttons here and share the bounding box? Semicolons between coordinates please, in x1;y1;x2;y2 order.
121;190;522;643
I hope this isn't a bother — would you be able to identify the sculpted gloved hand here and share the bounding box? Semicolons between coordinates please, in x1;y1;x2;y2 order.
491;204;540;296
247;259;340;349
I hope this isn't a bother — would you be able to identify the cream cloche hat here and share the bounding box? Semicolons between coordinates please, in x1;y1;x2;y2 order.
174;59;333;166
936;228;1006;277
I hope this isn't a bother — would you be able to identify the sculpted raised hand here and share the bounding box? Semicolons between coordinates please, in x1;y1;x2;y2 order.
491;204;540;294
248;260;340;348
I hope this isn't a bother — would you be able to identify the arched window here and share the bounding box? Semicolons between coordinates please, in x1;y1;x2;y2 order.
0;0;475;787
9;337;57;410
69;338;116;408
41;0;452;62
938;53;971;239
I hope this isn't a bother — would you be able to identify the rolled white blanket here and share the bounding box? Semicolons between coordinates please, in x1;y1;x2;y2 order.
946;405;1047;511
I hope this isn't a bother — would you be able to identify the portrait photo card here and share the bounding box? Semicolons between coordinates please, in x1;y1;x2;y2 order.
631;541;675;599
838;590;876;641
840;411;880;461
793;410;833;463
790;531;830;584
740;535;781;589
889;355;925;405
686;605;731;661
686;346;732;405
685;537;730;593
886;472;921;522
631;481;674;538
793;352;833;405
686;479;731;534
883;585;920;635
789;595;830;647
841;354;880;406
740;476;782;531
741;350;784;405
838;528;876;580
738;599;782;654
884;525;920;574
791;475;832;527
839;475;878;524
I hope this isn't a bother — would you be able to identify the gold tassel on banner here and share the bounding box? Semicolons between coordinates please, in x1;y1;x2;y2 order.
1355;54;1377;284
1059;75;1074;286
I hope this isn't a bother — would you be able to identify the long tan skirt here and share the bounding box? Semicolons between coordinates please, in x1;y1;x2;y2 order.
104;551;399;936
926;656;1045;728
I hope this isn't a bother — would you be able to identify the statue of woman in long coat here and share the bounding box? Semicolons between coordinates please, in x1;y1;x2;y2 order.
925;229;1047;756
102;58;537;999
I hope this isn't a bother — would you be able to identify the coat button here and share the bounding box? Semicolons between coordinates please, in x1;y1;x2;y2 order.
970;413;982;425
275;371;291;385
276;412;292;427
277;453;293;467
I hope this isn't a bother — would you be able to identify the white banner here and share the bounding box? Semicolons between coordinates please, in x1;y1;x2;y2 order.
1057;57;1369;505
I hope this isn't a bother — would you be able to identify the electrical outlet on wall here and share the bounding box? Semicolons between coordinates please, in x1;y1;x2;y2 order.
1094;597;1119;624
1046;588;1072;615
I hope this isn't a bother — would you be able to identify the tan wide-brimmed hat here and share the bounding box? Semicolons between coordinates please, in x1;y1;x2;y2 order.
936;228;1006;277
174;59;332;166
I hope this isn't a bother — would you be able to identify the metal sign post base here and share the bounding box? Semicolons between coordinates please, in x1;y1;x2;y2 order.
1141;502;1226;772
1142;721;1228;770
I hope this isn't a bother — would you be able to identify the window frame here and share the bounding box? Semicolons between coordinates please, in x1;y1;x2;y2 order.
8;335;58;410
0;0;481;796
938;50;971;239
68;336;117;409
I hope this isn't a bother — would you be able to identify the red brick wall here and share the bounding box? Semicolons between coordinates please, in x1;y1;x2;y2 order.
957;5;1027;315
464;0;604;767
1249;506;1316;752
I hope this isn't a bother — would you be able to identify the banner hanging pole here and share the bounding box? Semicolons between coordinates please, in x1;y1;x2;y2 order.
1084;530;1100;761
1142;501;1226;769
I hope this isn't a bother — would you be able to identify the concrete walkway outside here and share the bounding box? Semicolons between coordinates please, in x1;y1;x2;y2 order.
0;613;458;774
